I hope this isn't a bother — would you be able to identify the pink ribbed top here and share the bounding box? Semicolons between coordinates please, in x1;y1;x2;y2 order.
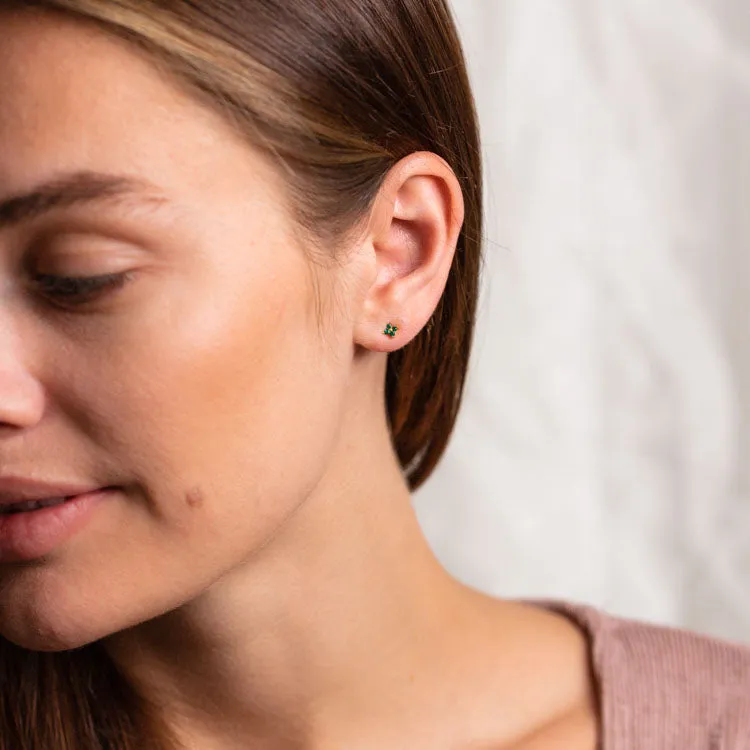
536;600;750;749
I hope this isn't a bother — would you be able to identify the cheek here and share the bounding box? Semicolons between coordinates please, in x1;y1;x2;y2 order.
94;255;344;535
0;249;349;648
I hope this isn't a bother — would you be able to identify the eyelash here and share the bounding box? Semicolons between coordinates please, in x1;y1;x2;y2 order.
33;271;134;307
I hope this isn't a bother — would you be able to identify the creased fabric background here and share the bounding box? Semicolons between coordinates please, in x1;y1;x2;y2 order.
414;0;750;642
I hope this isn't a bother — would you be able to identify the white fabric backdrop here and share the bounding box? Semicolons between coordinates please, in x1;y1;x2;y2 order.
414;0;750;642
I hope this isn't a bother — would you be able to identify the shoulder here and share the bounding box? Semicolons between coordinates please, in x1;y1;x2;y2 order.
553;600;750;692
533;600;750;749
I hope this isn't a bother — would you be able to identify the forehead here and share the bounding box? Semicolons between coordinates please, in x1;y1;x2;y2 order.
0;9;277;220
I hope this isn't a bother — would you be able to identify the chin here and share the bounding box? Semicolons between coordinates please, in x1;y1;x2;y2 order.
0;606;124;653
1;623;104;653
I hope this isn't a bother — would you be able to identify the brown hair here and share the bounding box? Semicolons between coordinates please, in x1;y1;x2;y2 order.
0;0;483;747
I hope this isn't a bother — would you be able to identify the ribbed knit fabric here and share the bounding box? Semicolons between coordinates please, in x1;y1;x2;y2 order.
533;600;750;749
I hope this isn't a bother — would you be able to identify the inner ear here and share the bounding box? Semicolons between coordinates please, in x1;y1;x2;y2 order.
388;218;423;274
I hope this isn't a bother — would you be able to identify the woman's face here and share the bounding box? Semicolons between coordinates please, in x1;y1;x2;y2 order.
0;11;369;650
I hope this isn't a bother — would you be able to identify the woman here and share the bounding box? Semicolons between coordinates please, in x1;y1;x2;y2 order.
0;1;747;748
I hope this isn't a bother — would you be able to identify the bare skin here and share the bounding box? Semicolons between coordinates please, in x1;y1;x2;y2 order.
0;9;598;750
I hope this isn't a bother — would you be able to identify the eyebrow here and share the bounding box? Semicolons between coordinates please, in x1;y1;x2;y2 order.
0;170;173;230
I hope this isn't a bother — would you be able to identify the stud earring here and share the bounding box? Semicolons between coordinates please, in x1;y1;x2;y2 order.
383;323;399;339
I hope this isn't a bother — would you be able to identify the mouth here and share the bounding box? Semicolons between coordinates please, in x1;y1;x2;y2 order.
0;487;117;563
0;496;75;515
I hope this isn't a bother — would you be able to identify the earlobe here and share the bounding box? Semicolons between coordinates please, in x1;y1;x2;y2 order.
353;152;464;353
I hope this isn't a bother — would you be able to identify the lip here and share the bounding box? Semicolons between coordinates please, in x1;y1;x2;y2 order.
0;487;117;563
0;476;106;505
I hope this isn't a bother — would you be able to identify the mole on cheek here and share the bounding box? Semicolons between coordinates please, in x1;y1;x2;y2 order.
185;487;205;509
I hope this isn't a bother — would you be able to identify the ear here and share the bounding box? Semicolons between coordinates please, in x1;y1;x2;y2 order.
353;151;465;352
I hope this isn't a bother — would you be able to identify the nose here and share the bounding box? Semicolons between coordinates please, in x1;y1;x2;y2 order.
0;369;44;429
0;322;45;431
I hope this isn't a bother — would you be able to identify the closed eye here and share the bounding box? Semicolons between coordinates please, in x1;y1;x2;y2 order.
33;271;135;308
